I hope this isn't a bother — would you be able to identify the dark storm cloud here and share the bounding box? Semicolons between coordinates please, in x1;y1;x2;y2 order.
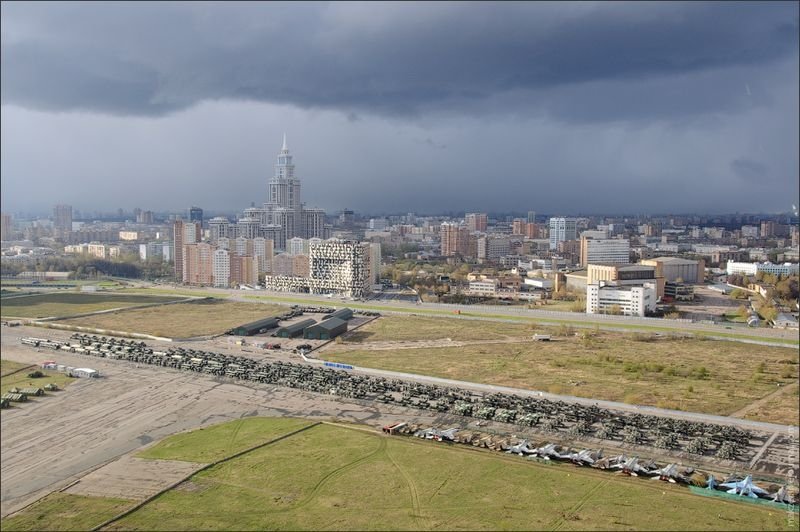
1;2;798;216
1;2;797;120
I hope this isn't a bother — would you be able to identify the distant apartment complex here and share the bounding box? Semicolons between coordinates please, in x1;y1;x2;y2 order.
440;222;472;257
549;217;577;250
53;204;73;233
465;213;488;232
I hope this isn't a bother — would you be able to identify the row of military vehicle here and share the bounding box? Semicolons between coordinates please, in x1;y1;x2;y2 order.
24;335;755;460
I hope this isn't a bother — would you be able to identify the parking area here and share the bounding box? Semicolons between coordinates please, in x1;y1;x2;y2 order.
674;285;744;321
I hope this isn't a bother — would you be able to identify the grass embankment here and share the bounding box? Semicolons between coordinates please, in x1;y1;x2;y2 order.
0;292;182;319
61;299;289;338
78;420;800;529
1;359;76;396
326;316;800;423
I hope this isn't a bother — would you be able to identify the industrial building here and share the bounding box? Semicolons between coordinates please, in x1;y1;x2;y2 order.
303;317;348;340
324;308;353;321
229;317;280;336
663;282;694;302
275;318;316;338
641;256;705;283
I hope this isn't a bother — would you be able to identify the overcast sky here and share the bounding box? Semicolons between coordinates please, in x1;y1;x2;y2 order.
2;1;798;216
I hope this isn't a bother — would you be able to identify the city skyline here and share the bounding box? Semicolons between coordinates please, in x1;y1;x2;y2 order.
2;2;798;215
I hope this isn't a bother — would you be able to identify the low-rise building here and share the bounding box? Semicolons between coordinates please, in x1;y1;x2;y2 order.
726;261;799;277
586;281;657;317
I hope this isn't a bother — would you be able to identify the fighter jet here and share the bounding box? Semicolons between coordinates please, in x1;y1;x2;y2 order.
611;457;654;477
771;485;794;505
505;440;536;456
720;475;770;499
532;443;562;460
649;463;688;484
434;428;459;442
595;453;626;470
560;448;602;466
414;428;436;439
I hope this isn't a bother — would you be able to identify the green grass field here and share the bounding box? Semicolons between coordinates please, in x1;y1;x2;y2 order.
0;292;182;319
138;417;313;463
74;419;800;530
61;299;289;338
1;359;33;377
328;317;800;423
346;314;535;342
0;493;132;531
1;359;77;396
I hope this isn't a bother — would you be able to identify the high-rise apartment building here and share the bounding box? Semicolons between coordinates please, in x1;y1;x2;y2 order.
213;249;230;288
230;255;259;286
208;217;230;241
760;220;776;238
0;213;12;241
53;204;73;233
287;237;305;256
173;220;201;280
189;206;204;226
253;237;274;274
549;217;577;250
135;210;154;224
368;242;382;285
512;220;538;239
465;213;488;232
441;222;471;256
183;242;214;285
527;211;536;224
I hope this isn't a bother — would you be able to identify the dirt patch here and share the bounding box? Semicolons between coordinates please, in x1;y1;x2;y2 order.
64;456;204;501
173;480;209;493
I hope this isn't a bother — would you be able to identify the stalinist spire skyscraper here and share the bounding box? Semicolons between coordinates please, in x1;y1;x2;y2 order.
233;135;328;251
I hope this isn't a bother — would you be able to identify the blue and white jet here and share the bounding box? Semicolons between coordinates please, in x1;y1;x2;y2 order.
720;475;770;499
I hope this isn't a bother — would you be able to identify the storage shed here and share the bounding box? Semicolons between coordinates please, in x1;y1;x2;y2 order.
72;368;99;378
303;317;348;340
230;317;280;336
275;319;316;338
323;308;353;322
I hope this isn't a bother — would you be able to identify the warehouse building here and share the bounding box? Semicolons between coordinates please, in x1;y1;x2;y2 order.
324;307;353;321
275;318;316;338
641;257;705;284
230;317;280;336
304;317;348;340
